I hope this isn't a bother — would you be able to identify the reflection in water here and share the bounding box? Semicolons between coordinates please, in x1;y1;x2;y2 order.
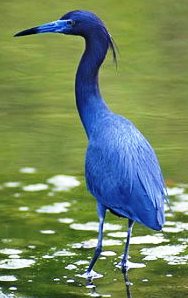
141;244;187;263
53;249;76;257
0;249;22;255
4;182;21;188
0;275;17;282
108;232;169;244
22;183;48;192
47;175;80;191
1;0;188;295
86;277;111;298
36;202;71;213
65;264;77;270
58;217;74;224
71;238;122;249
19;167;37;174
116;260;146;269
39;229;56;234
0;178;188;296
166;187;184;196
86;278;100;297
70;221;122;232
123;271;133;298
0;259;35;269
85;271;133;298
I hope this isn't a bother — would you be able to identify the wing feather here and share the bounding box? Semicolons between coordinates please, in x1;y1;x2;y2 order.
86;115;166;230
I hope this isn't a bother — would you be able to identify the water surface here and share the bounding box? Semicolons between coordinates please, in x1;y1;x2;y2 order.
0;0;188;297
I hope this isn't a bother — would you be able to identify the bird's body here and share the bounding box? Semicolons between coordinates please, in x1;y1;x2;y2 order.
15;10;166;275
86;114;165;230
73;11;165;231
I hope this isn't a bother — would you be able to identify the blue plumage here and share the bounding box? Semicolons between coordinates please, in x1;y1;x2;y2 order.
15;10;166;275
86;115;165;230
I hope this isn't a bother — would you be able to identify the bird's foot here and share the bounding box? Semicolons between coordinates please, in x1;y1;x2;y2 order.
116;261;133;286
116;260;129;272
78;270;103;280
123;272;133;287
121;262;129;274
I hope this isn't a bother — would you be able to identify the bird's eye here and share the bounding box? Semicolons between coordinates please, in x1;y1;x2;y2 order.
67;20;75;26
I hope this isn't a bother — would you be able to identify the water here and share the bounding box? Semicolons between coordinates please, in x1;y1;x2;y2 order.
0;0;188;297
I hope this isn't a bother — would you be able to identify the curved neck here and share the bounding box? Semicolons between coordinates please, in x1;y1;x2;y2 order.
75;33;110;138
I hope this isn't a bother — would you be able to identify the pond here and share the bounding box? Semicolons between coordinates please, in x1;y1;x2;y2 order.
0;0;188;297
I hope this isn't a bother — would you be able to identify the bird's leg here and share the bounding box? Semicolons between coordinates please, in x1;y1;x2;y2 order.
121;219;134;272
123;270;133;298
86;202;106;277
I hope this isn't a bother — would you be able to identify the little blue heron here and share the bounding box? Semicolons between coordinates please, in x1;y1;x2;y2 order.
15;10;166;276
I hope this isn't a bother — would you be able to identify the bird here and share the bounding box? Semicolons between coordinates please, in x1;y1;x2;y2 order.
14;10;166;277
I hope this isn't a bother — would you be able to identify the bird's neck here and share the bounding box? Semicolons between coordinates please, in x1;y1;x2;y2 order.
75;34;110;138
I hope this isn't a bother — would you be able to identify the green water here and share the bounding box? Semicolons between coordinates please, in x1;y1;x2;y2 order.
0;0;188;297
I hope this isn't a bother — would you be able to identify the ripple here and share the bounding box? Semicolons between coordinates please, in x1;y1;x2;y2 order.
0;259;35;269
9;255;21;259
36;202;71;214
58;218;74;224
4;182;21;188
65;264;77;270
40;230;56;234
9;287;17;291
0;275;17;282
53;249;76;257
0;249;22;255
178;193;188;201
42;255;54;259
47;175;80;191
0;290;10;298
28;245;36;249
167;187;184;196
172;201;188;214
163;227;183;233
74;260;89;266
128;261;146;269
77;270;103;279
19;167;37;174
117;260;146;269
165;255;188;265
107;232;127;238
67;279;75;283
165;221;176;226
70;222;122;232
101;251;116;256
165;212;173;217
1;239;12;244
141;244;187;264
18;206;29;212
71;239;122;249
130;235;169;244
107;233;168;244
23;183;48;192
178;238;188;244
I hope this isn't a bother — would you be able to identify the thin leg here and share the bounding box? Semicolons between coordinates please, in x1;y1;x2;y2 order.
123;270;133;298
121;219;134;272
86;202;106;275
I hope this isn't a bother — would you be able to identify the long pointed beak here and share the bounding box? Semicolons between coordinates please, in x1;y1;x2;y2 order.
14;19;69;37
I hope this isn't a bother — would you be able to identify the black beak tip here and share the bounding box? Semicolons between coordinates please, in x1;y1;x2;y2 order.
14;32;21;37
14;27;38;37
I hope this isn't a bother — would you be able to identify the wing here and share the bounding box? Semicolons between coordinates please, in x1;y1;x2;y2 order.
85;115;166;230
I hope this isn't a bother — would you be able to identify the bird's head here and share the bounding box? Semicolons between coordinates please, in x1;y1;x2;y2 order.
14;10;109;37
14;10;117;63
